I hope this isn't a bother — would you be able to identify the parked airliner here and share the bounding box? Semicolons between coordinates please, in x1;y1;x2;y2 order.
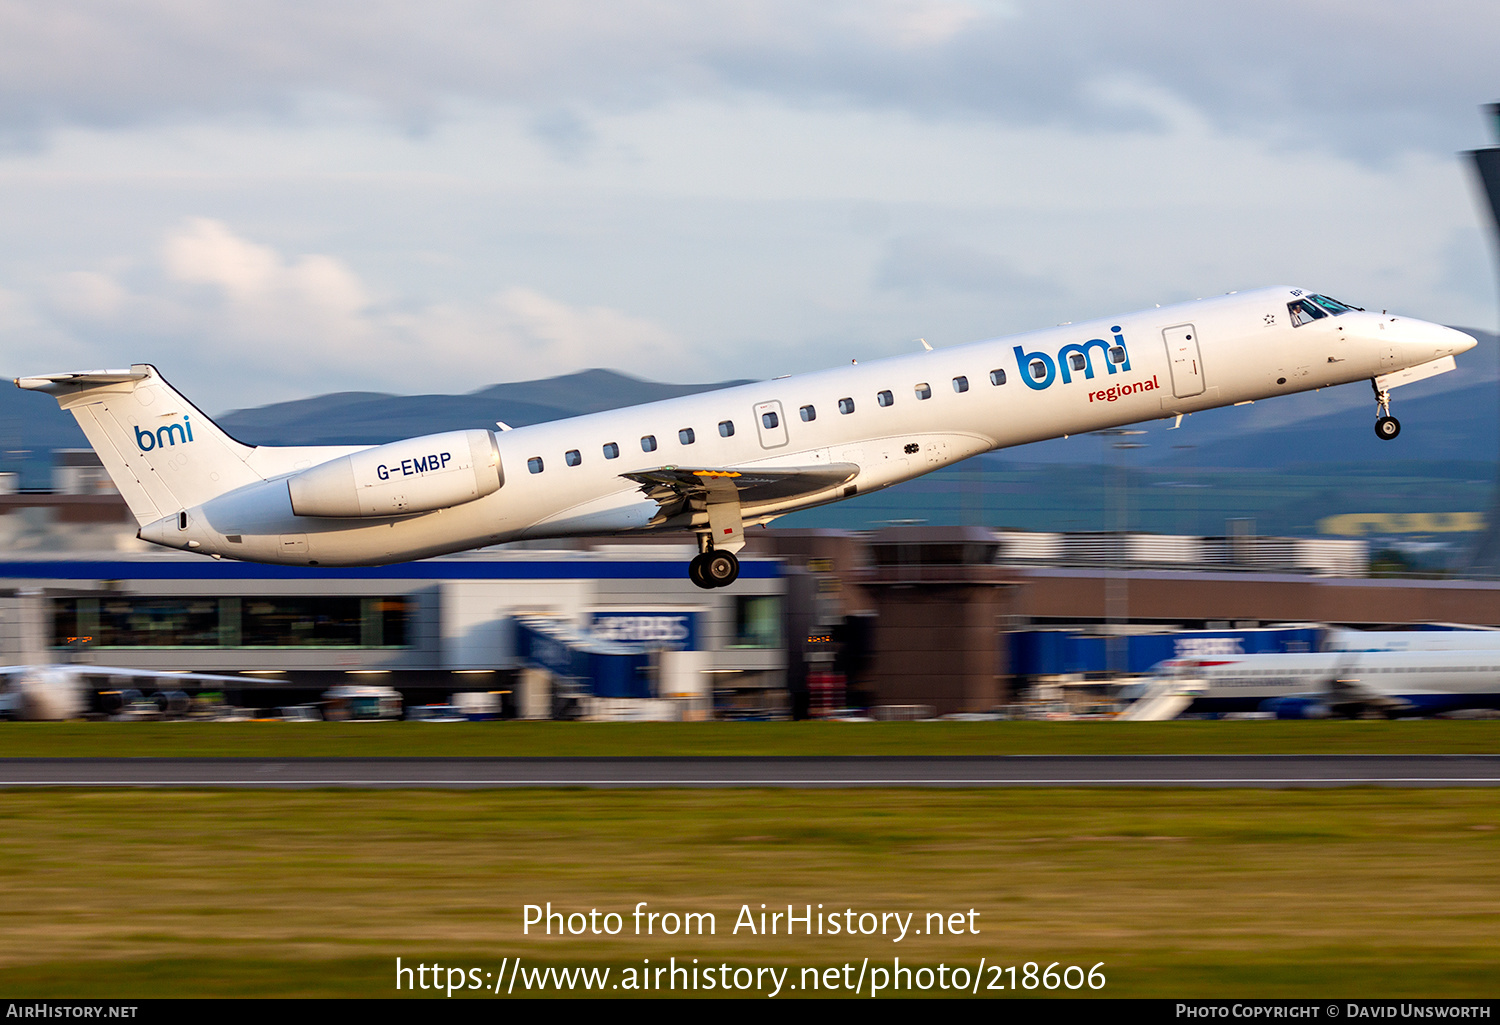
1148;648;1500;718
18;287;1476;588
0;664;249;720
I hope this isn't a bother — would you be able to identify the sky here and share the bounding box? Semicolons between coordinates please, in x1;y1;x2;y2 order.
0;1;1497;411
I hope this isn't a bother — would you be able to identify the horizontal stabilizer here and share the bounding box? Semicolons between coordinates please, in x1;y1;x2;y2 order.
15;370;150;392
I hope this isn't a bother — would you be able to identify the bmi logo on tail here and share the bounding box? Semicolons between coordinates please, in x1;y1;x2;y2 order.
133;416;194;452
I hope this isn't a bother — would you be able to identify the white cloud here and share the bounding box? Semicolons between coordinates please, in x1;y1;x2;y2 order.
0;2;1493;160
161;217;371;341
18;219;685;407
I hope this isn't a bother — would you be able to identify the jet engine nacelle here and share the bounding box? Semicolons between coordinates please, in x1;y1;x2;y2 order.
288;429;502;518
11;669;87;721
1259;696;1330;720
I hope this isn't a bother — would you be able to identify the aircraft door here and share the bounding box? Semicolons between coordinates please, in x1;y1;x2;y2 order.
754;400;789;449
1162;323;1206;398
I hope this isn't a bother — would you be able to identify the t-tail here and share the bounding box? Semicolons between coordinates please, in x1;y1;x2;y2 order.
15;364;262;527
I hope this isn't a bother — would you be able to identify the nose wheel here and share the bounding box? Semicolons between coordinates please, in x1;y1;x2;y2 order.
1371;380;1400;441
688;549;740;589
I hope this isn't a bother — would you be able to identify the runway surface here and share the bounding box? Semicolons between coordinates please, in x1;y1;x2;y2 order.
1;755;1499;788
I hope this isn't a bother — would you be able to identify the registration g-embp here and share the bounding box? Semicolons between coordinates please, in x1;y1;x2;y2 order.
376;452;454;480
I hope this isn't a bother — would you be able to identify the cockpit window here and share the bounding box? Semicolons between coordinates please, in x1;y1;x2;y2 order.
1306;294;1361;315
1288;299;1328;327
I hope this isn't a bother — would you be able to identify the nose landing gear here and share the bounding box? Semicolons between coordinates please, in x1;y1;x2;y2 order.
1372;380;1400;441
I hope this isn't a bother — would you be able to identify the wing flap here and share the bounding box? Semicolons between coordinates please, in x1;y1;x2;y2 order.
622;463;859;515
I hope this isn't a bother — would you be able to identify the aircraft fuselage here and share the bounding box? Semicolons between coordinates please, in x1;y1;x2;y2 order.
25;286;1477;570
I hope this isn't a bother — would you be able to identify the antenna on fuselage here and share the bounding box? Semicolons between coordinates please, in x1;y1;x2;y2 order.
917;338;932;351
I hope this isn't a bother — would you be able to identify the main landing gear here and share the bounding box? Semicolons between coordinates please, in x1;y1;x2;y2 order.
1372;379;1400;441
688;541;740;589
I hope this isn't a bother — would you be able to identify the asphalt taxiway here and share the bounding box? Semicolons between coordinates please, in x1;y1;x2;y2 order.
1;755;1498;787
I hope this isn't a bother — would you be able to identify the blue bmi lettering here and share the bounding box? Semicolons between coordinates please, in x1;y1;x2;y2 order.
1016;328;1132;392
133;416;194;452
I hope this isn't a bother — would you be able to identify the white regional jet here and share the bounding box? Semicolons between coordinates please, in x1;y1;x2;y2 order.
1147;649;1500;718
17;287;1476;588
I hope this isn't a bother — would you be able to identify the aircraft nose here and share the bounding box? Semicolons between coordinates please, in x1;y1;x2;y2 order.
1407;319;1478;357
1447;326;1479;355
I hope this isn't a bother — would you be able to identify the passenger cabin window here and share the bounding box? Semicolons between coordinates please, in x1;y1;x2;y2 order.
565;449;581;467
1067;353;1086;372
679;428;695;445
877;390;893;407
719;420;734;437
914;382;931;400
761;411;780;429
527;456;544;474
1288;299;1328;327
641;435;657;452
989;369;1006;386
952;376;968;393
1109;346;1126;364
1028;359;1049;381
603;442;619;460
838;397;855;414
800;404;815;422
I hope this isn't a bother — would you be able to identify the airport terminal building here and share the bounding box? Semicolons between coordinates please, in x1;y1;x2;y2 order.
10;479;1500;718
0;542;788;718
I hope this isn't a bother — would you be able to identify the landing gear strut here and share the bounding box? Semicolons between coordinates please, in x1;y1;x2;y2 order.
1372;379;1400;441
688;539;740;589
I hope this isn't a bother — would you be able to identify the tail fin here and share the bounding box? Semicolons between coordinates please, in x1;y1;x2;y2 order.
16;364;263;526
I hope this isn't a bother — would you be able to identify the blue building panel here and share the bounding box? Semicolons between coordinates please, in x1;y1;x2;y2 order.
591;612;698;650
514;618;653;698
1010;627;1321;676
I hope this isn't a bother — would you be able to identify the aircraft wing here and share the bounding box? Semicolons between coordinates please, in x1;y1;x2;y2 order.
64;665;252;687
0;665;251;687
1327;676;1414;718
621;463;859;518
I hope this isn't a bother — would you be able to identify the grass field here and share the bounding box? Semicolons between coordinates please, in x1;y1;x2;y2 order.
0;789;1497;997
0;719;1497;758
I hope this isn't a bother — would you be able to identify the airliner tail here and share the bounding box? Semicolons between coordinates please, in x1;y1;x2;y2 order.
16;364;263;526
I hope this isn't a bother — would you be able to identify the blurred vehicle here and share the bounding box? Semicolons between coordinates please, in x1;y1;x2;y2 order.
406;703;465;722
323;684;402;721
451;691;502;721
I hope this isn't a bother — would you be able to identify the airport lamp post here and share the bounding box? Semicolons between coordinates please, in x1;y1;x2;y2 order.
1170;444;1198;536
1095;429;1146;674
1464;102;1500;574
